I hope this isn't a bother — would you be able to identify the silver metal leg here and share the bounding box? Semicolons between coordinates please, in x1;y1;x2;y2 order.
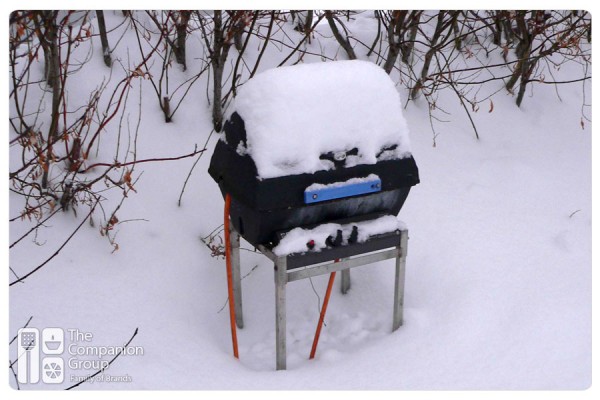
275;257;287;370
341;268;351;294
257;228;409;368
392;229;408;332
229;222;244;329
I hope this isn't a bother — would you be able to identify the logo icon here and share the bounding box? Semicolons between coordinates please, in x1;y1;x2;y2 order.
42;357;64;384
42;328;64;354
17;328;40;384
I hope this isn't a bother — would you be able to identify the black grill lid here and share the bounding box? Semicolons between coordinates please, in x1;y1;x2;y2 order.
209;138;419;211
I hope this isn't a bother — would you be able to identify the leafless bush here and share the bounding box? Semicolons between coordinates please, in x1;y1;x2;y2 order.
197;10;254;132
129;11;210;123
347;10;591;140
9;10;204;284
8;9;591;285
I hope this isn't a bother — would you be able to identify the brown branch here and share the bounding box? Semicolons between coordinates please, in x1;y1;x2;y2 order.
84;19;164;156
9;208;61;249
231;11;259;97
9;316;34;390
325;10;357;60
79;147;206;173
65;327;139;390
249;11;275;79
277;13;326;66
526;76;591;84
9;199;99;286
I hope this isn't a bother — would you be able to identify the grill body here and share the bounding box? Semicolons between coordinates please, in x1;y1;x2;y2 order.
209;112;420;248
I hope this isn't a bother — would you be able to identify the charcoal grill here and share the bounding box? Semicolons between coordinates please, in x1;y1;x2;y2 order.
209;111;419;252
208;60;419;370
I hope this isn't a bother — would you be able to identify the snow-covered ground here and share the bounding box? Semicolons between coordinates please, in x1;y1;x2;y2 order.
7;11;591;390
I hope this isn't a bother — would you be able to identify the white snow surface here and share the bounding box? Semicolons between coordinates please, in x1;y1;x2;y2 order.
7;11;591;391
233;60;412;179
273;215;403;256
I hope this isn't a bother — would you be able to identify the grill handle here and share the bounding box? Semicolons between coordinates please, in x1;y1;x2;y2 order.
304;177;382;204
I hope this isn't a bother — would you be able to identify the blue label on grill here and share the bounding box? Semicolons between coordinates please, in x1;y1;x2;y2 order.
304;177;382;204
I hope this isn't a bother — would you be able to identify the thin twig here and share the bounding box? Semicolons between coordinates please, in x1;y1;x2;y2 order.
9;316;34;346
217;265;259;313
249;11;275;79
308;276;325;326
9;316;34;390
449;81;480;140
65;327;139;390
177;130;215;206
80;146;205;173
9;199;99;286
568;209;581;218
9;208;61;249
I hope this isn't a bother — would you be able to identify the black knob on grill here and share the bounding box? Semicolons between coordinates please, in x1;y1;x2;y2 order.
348;226;359;244
326;229;343;248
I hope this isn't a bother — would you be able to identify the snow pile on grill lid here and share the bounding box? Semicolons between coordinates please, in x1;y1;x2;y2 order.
232;60;412;179
273;215;405;256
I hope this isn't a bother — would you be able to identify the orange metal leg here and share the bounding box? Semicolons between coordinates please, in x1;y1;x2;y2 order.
309;265;338;359
224;194;239;358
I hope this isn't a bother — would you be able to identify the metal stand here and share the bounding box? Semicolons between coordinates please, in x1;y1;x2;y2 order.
228;223;409;371
341;269;351;294
229;222;244;329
